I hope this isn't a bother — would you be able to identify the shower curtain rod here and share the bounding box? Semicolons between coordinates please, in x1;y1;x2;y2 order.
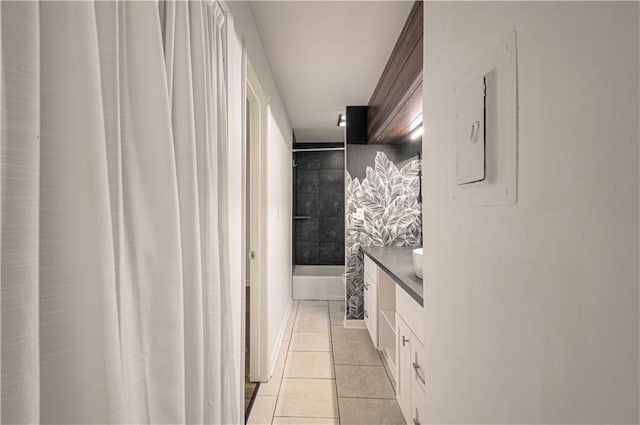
292;147;345;152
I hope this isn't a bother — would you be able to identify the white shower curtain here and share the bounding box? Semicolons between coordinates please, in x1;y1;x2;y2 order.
1;1;239;423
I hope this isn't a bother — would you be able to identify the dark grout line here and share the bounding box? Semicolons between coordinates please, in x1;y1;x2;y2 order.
272;414;339;419
334;363;383;367
334;364;386;368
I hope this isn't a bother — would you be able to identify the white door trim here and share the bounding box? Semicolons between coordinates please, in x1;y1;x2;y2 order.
246;60;270;383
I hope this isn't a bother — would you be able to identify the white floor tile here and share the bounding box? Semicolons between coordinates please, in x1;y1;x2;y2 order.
247;396;277;425
274;378;338;418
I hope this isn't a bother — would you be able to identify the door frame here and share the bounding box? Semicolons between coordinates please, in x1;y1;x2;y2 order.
244;59;270;383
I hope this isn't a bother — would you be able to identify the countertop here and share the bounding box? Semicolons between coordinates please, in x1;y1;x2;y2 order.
361;246;423;306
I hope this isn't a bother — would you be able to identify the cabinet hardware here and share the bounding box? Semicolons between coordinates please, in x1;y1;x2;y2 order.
413;408;421;425
402;335;410;346
412;360;426;385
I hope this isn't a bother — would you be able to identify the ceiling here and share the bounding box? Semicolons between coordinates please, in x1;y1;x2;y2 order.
249;1;413;143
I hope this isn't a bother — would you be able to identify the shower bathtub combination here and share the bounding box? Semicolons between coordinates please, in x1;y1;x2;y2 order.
292;265;345;301
291;147;345;301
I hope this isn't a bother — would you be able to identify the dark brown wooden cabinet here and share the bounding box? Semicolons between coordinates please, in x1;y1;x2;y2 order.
367;1;423;144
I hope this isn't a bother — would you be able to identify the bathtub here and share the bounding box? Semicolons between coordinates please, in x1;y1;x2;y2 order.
292;265;345;300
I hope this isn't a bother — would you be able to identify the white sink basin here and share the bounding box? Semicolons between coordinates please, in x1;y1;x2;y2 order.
413;248;423;279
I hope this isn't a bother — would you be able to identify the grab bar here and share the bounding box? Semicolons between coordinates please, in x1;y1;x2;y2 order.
293;216;311;220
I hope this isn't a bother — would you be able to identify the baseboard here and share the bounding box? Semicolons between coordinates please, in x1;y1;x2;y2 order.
269;298;292;376
343;319;366;329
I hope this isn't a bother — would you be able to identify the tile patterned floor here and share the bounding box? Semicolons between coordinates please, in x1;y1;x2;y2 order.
248;300;405;425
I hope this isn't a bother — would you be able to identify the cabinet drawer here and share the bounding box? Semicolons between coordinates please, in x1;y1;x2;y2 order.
411;336;426;392
410;383;426;425
395;314;412;424
396;286;423;344
364;273;378;348
363;255;378;284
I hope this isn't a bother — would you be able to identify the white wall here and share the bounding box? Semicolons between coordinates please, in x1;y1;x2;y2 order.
267;111;293;367
422;2;639;424
224;1;291;140
224;1;293;374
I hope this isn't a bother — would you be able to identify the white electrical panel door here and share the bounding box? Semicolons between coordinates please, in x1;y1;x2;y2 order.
452;31;518;206
456;77;486;185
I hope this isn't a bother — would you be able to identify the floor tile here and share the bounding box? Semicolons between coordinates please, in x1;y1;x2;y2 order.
329;315;342;326
257;374;281;396
274;378;338;418
297;308;329;321
261;298;403;425
282;323;294;341
335;365;395;399
247;395;277;425
328;300;344;309
328;301;344;325
289;331;332;352
273;361;285;379
276;343;289;365
272;417;339;425
299;304;328;310
287;315;297;328
338;398;405;425
285;351;334;379
258;362;284;396
331;326;382;366
294;316;330;334
289;300;300;315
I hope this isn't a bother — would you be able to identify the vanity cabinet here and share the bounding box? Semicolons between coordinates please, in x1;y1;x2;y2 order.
363;256;378;348
361;248;425;425
396;285;426;425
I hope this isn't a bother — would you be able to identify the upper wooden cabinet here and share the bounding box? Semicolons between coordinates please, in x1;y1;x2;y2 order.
367;1;423;144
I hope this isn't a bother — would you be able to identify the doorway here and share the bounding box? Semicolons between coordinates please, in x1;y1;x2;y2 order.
243;60;269;419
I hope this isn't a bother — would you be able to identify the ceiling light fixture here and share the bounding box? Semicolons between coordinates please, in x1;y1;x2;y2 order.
410;125;423;140
409;113;423;131
337;113;346;127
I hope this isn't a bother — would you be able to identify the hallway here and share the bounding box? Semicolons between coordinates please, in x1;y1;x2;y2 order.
248;301;405;424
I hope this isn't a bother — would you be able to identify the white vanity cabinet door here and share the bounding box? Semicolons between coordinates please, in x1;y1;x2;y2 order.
363;272;378;348
396;314;412;424
396;293;426;425
363;255;379;348
363;255;378;284
411;337;426;393
363;274;371;331
410;384;426;425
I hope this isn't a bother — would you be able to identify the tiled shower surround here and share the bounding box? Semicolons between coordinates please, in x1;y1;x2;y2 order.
293;150;345;265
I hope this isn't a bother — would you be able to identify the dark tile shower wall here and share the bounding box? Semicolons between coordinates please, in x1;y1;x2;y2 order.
294;150;345;265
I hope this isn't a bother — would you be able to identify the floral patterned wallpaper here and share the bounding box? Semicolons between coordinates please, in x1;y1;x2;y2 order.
345;151;422;320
